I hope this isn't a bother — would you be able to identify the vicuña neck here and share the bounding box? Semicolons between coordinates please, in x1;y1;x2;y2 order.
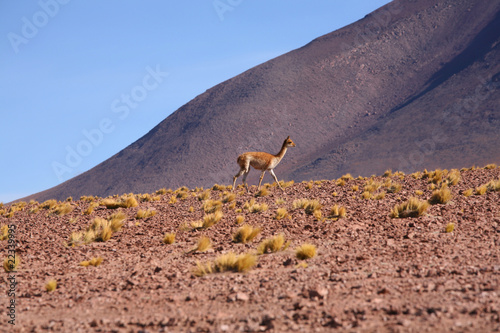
275;142;288;160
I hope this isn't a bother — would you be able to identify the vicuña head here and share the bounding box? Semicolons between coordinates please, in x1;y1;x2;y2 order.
232;136;296;192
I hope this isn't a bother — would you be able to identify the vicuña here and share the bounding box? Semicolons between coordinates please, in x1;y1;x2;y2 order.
232;136;296;192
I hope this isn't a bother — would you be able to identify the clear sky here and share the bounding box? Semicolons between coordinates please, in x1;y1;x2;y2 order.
0;0;391;203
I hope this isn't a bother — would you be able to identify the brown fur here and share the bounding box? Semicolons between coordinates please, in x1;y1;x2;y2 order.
232;136;296;191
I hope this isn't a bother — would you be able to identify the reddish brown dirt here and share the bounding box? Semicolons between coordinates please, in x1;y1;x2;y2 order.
2;166;500;332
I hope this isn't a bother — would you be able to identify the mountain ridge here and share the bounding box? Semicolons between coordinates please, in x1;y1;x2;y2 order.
21;0;500;202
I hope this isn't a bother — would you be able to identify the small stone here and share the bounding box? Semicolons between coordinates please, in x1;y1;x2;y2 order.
236;292;249;301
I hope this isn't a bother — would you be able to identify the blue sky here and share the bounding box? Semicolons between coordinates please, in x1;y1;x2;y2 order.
0;0;391;203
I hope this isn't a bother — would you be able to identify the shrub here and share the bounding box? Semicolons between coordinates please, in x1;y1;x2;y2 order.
136;209;156;219
163;232;176;244
233;225;261;244
275;208;289;220
390;197;429;218
222;193;236;203
0;225;8;241
463;188;474;197
192;236;211;253
429;185;452;204
257;234;289;255
296;243;317;260
80;257;103;267
202;210;223;228
194;252;257;277
255;188;269;197
203;200;222;214
45;279;57;292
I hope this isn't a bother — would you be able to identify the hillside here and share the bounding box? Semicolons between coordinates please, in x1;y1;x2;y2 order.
2;165;499;331
25;0;500;202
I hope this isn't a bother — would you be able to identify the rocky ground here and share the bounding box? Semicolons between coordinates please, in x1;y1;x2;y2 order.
1;165;499;332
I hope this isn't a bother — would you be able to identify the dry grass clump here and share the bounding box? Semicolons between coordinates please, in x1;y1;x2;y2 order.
361;191;372;200
486;179;500;192
1;225;9;241
45;279;57;292
304;200;322;215
101;195;138;209
68;213;126;246
275;207;289;220
136;209;156;219
84;202;99;215
390;197;429;218
163;232;176;244
429;184;452;204
249;201;268;213
341;173;354;181
351;185;359;192
475;184;488;195
445;223;455;233
79;257;103;267
233;224;261;244
382;169;392;177
292;198;309;210
222;193;236;203
336;179;346;186
168;195;177;204
462;188;474;197
156;188;168;195
202;210;223;228
445;169;461;186
191;236;211;253
295;243;317;260
279;180;295;188
374;192;386;200
255;188;269;197
415;190;424;196
40;199;58;210
51;202;74;216
484;163;497;169
203;200;222;214
329;204;347;218
364;179;382;193
423;169;446;184
194;252;257;277
3;254;20;272
384;179;402;193
257;234;290;255
212;184;227;191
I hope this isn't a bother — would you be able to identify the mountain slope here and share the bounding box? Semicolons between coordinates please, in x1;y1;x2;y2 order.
27;0;500;201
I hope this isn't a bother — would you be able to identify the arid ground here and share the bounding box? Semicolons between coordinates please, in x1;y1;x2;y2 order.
1;165;500;332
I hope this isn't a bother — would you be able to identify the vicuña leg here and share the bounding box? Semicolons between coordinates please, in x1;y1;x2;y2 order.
269;169;284;191
232;167;246;191
258;171;266;190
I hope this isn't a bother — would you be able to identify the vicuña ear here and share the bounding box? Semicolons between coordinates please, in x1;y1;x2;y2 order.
286;136;290;140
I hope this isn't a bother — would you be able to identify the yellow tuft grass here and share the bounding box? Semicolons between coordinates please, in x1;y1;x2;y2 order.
194;252;257;277
1;225;8;241
429;184;452;204
484;163;497;169
445;169;461;186
295;243;317;260
168;195;177;204
102;195;138;209
445;223;455;233
475;185;488;195
45;279;57;292
84;202;99;215
256;234;290;255
192;236;211;253
52;202;74;216
40;199;58;210
249;202;268;213
255;188;269;197
136;209;156;219
202;210;223;228
222;193;236;203
329;205;347;218
361;191;372;200
156;188;168;195
463;188;474;197
203;200;222;214
304;200;322;215
390;197;429;218
163;232;176;244
275;207;289;220
374;192;386;200
80;257;103;267
235;215;245;224
233;224;261;244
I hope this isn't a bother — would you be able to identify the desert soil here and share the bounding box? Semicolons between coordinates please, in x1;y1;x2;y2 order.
1;166;500;332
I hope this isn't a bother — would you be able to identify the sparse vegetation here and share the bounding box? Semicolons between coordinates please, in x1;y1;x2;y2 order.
203;200;222;214
445;223;455;233
329;205;347;218
257;234;290;255
390;197;429;218
275;207;289;220
191;236;211;253
202;210;223;229
429;184;452;204
101;195;138;209
136;209;156;219
233;224;261;244
463;188;474;197
80;257;103;267
255;188;269;197
1;225;8;241
235;215;245;224
194;252;257;277
45;279;57;292
68;213;126;246
163;232;176;244
249;202;268;213
295;243;317;260
84;202;99;215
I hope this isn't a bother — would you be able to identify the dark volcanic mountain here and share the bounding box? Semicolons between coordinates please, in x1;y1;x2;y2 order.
28;0;500;201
